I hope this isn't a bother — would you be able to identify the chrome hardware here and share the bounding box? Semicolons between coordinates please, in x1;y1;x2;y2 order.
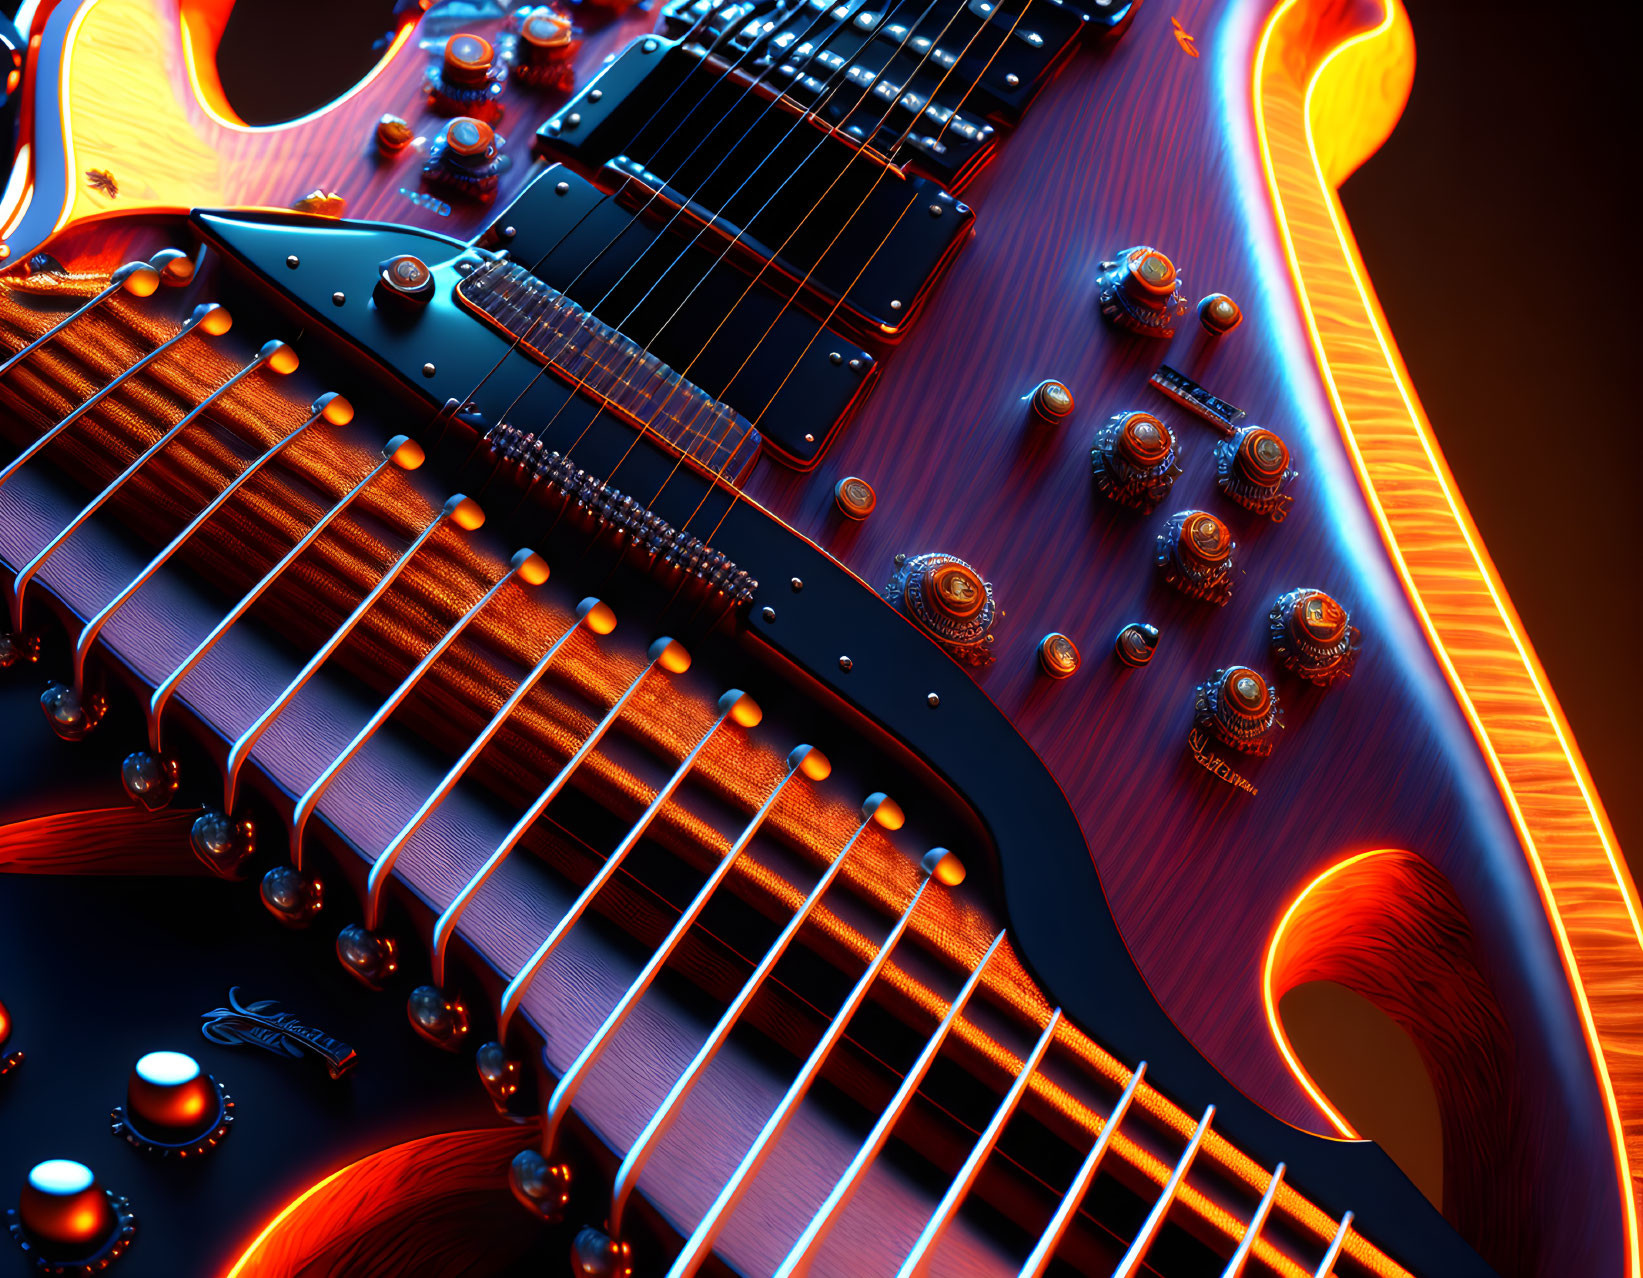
1195;666;1282;757
1270;588;1360;686
71;394;353;698
509;1148;571;1222
897;1010;1063;1276
7;1159;136;1275
190;810;256;880
1111;1105;1215;1277
406;985;469;1052
1215;425;1297;521
259;867;324;929
0;303;232;499
1018;1063;1148;1277
221;492;484;813
8;338;296;633
148;434;424;756
1092;411;1181;513
119;751;177;811
1028;379;1074;424
290;548;549;868
1037;632;1081;679
1096;246;1186;339
1198;292;1243;335
362;596;616;930
1114;621;1160;667
476;1042;524;1114
571;1226;633;1278
884;551;998;667
335;924;398;990
1157;510;1236;606
1314;1212;1356;1277
39;682;104;742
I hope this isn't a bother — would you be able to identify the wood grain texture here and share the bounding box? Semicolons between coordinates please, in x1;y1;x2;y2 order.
1251;0;1643;1269
0;0;1635;1272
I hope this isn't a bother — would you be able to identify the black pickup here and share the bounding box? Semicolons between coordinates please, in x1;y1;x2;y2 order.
488;165;875;467
660;0;1094;186
536;37;973;339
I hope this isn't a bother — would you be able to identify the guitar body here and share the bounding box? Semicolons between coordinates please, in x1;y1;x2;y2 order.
0;1;1635;1277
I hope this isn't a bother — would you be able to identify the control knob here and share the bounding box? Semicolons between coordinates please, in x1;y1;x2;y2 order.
1270;588;1360;686
512;6;578;90
113;1051;234;1157
1194;666;1282;756
426;32;507;120
1096;246;1186;339
424;118;510;201
8;1160;136;1272
1215;425;1296;521
376;254;436;310
1091;411;1181;513
884;552;998;667
1156;510;1236;606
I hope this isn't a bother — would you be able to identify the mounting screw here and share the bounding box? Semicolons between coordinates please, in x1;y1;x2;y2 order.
889;299;902;311
761;607;776;622
790;577;803;591
555;181;569;195
565;113;581;128
332;291;346;306
829;351;842;364
927;692;940;707
589;89;603;102
501;225;517;239
286;255;300;269
928;204;942;216
838;656;852;672
422;363;436;377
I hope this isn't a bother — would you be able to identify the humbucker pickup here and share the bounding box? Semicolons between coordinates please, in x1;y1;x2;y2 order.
536;37;973;339
456;258;764;482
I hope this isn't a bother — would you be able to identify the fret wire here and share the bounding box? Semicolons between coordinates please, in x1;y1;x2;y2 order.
1314;1212;1355;1278
220;495;473;815
1016;1063;1149;1278
1111;1104;1217;1278
609;803;887;1242
362;597;611;931
288;552;545;870
897;1007;1064;1278
669;880;958;1278
765;928;1010;1278
9;339;284;634
536;746;817;1156
0;304;226;499
477;662;728;1017
147;440;412;757
70;397;341;698
1220;1162;1286;1278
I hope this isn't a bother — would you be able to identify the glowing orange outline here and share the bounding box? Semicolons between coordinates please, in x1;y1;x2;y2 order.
1262;850;1386;1140
221;1162;351;1278
1252;1;1642;1270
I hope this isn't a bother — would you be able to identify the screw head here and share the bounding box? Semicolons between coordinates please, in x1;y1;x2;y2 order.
422;363;437;377
761;606;776;622
927;692;940;707
286;255;299;269
331;291;346;306
838;656;852;672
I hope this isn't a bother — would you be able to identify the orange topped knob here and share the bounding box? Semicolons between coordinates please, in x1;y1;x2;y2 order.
922;558;987;622
17;1160;118;1249
443;33;495;87
1178;511;1232;568
1117;412;1171;467
127;1052;215;1134
1236;428;1290;485
1125;248;1177;298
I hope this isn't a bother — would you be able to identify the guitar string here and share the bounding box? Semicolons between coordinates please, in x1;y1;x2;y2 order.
474;0;964;469
455;0;879;415
686;0;1036;538
0;23;1344;1274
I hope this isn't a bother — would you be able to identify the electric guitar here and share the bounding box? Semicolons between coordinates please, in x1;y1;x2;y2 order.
0;0;1635;1276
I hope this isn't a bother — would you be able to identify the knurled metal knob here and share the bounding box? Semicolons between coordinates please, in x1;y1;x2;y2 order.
424;117;510;200
884;552;998;667
1096;246;1187;339
1157;510;1236;606
1216;425;1296;521
1195;666;1282;756
113;1051;233;1157
514;7;578;90
1270;588;1361;686
8;1160;136;1273
427;33;507;120
1092;411;1181;513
